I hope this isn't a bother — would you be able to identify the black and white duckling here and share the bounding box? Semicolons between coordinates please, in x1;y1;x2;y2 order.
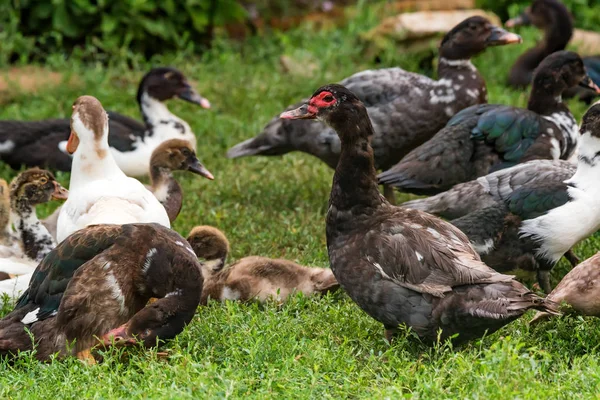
451;102;600;293
0;223;202;362
148;139;213;223
0;169;68;300
530;252;600;323
0;67;210;177
506;0;600;102
228;17;521;180
281;84;556;343
187;226;339;304
378;51;600;195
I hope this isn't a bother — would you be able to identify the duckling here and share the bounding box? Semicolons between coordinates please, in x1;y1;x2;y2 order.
0;223;203;362
187;226;339;304
148;139;213;223
281;83;556;344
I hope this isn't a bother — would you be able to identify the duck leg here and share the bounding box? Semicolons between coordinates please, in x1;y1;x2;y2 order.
536;270;552;294
383;185;396;205
76;349;96;365
563;249;580;267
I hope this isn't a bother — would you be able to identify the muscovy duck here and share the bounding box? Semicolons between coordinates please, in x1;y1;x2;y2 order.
506;0;600;102
0;67;210;177
378;51;599;195
451;102;600;293
228;17;521;180
0;223;203;362
280;83;556;343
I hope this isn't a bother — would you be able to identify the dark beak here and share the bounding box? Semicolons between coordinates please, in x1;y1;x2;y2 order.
99;324;137;347
51;181;69;200
187;157;214;180
486;26;522;46
280;104;316;120
505;12;531;28
178;83;211;109
579;75;600;94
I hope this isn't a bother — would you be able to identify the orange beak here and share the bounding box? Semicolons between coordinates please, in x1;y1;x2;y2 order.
66;131;80;154
51;181;69;200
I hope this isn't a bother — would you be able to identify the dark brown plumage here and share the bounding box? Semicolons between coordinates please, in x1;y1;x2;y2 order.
281;84;557;343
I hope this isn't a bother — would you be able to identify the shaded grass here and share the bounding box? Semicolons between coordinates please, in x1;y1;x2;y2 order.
0;7;598;399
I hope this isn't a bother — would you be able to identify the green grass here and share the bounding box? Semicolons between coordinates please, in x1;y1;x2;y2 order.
0;7;599;399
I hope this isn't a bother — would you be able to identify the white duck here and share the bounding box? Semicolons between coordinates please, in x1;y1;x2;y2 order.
56;95;170;243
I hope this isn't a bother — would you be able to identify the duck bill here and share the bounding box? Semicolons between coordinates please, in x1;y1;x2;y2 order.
100;324;136;347
66;131;80;154
280;104;317;120
505;12;531;28
51;181;69;200
486;26;522;46
178;85;211;109
579;75;600;93
188;158;214;180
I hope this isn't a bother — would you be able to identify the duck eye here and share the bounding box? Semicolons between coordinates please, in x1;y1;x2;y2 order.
181;149;190;157
323;95;334;102
39;177;48;184
469;24;477;31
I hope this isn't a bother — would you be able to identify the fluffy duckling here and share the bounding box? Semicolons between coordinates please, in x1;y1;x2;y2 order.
148;139;213;223
187;226;339;304
0;223;202;362
281;84;557;344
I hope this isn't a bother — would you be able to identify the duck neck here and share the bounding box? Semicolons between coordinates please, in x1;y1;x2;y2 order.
150;166;182;222
139;92;180;129
527;84;568;115
569;132;600;193
70;136;125;186
10;203;55;262
437;57;486;101
542;13;573;54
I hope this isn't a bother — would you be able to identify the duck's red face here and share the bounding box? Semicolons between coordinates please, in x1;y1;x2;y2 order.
280;91;338;120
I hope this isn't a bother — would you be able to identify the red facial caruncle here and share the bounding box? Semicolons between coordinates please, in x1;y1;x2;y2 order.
308;91;337;113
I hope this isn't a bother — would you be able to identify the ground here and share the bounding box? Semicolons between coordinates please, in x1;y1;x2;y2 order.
0;7;598;399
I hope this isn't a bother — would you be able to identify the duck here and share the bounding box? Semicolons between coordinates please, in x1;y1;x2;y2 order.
378;51;600;195
0;223;202;362
186;226;339;304
0;67;210;177
451;101;600;293
56;96;170;243
530;252;600;323
506;0;600;102
147;139;213;223
0;169;68;300
227;17;521;198
280;83;557;343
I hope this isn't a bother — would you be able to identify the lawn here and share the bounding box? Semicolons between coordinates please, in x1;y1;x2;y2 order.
1;5;599;399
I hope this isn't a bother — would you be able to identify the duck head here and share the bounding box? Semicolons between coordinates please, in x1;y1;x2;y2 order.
67;95;109;156
138;67;210;109
150;139;214;180
531;51;600;98
506;0;572;31
567;102;600;179
186;225;230;274
438;16;522;61
9;168;68;213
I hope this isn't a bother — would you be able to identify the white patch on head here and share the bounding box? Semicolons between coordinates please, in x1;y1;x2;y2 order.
106;271;127;315
142;248;158;274
542;112;578;159
471;239;495;255
0;140;15;154
466;89;479;99
21;307;40;325
221;286;241;301
415;251;424;262
71;112;105;145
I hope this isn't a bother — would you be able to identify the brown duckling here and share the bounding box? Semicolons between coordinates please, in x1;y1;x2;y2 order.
0;223;203;362
187;226;339;304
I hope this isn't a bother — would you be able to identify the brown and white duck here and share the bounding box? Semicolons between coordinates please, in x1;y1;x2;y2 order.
0;67;209;176
280;84;556;343
0;169;68;300
228;17;521;182
378;51;600;195
506;0;600;102
187;226;339;304
451;101;600;293
0;223;202;362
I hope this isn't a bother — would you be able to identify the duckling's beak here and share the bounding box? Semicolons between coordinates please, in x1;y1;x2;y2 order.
505;12;531;28
579;75;600;94
188;157;214;180
51;181;69;200
99;324;137;347
66;131;79;154
280;104;317;120
486;26;522;46
178;83;211;109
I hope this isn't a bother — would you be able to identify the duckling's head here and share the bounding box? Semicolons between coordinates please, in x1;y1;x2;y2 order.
581;102;600;138
532;51;600;95
439;16;522;61
506;0;572;30
139;67;211;109
187;225;230;274
10;168;68;213
150;139;214;180
68;95;109;155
